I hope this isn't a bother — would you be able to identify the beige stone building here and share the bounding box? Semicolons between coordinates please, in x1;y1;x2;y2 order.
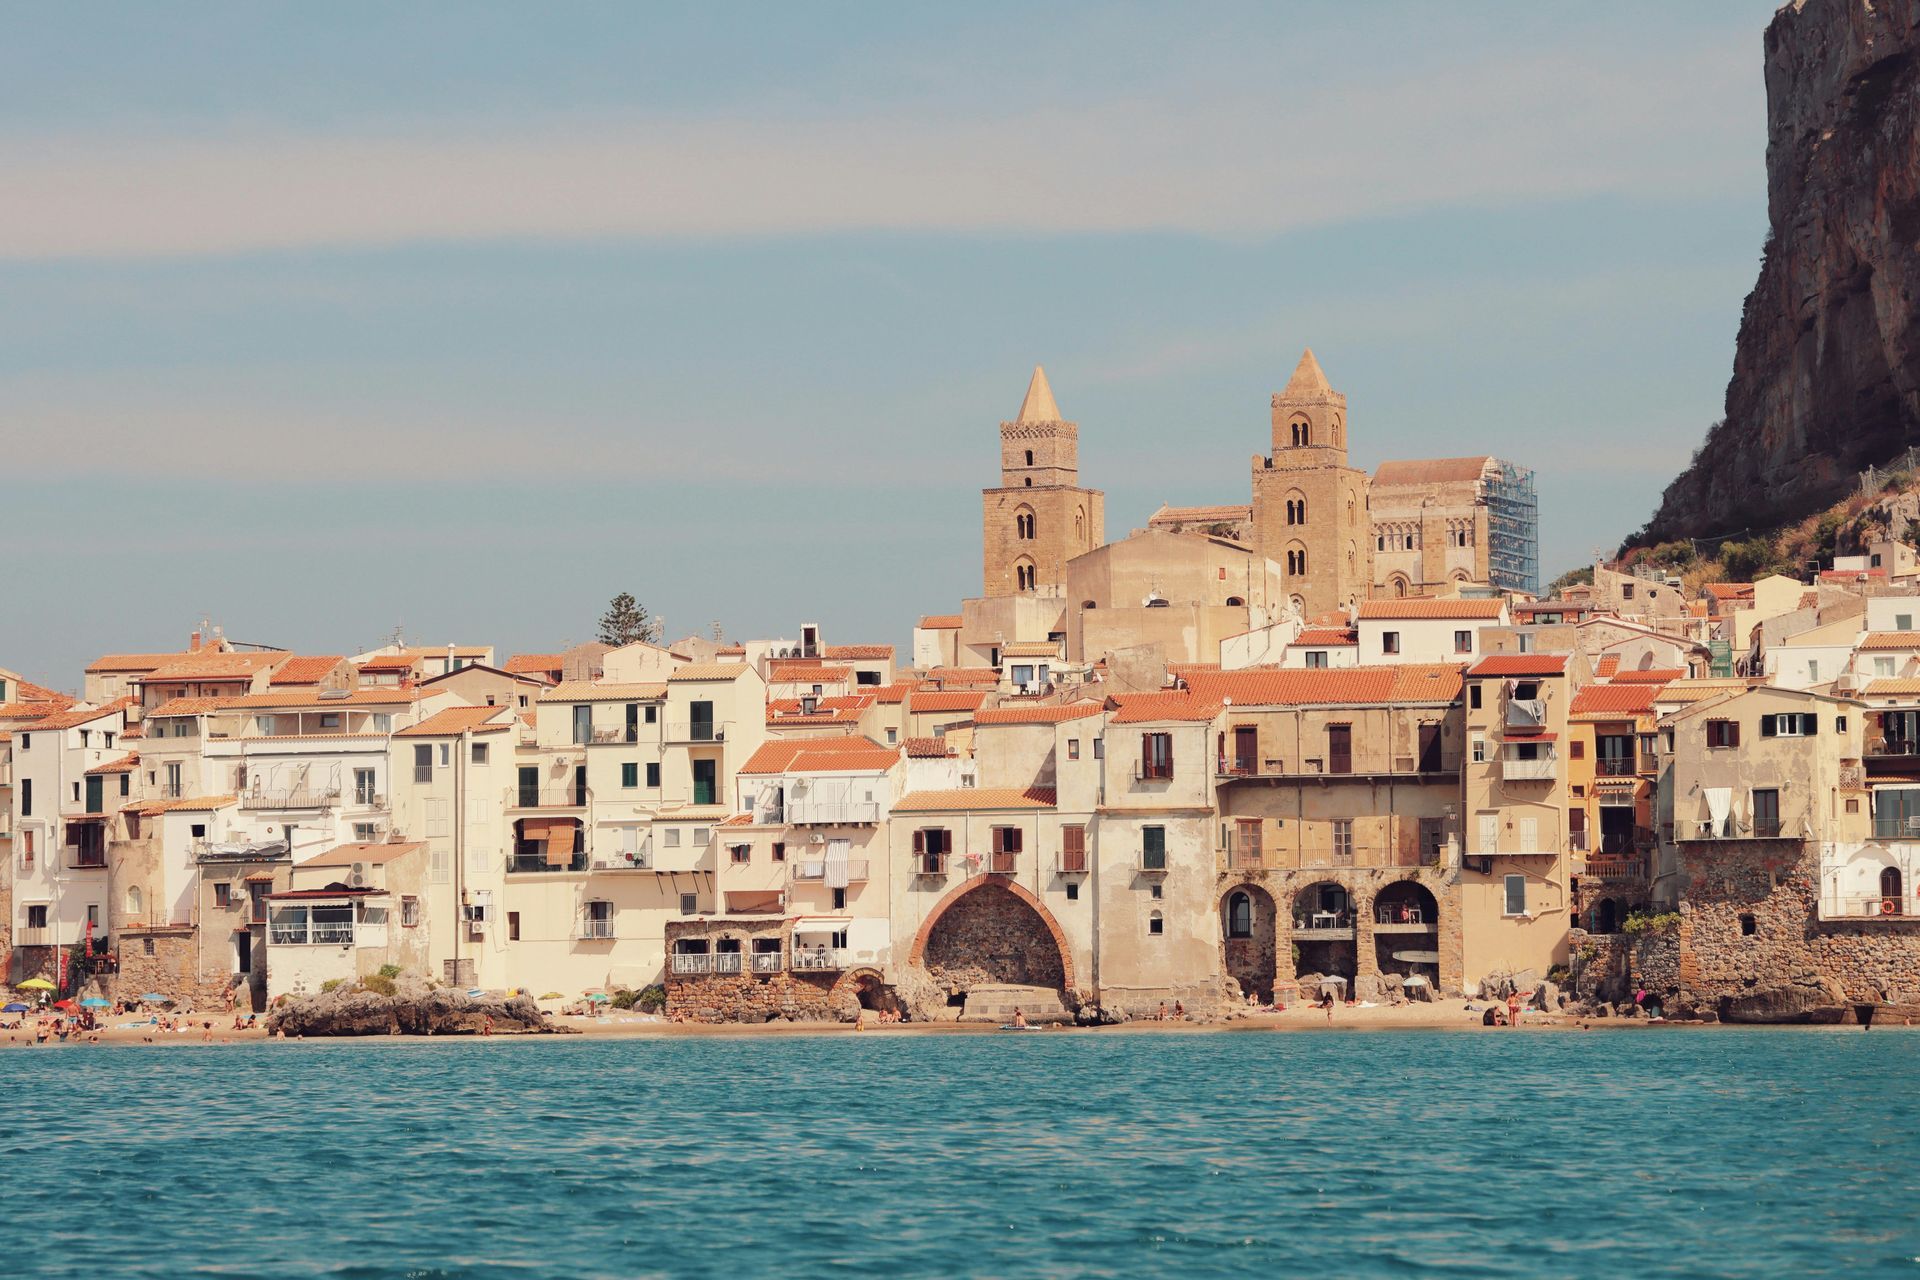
981;366;1104;599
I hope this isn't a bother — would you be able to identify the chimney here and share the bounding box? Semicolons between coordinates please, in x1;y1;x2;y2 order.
189;631;202;653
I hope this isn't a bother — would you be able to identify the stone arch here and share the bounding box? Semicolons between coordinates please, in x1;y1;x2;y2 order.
1225;595;1245;608
125;885;142;918
1075;505;1086;545
1221;883;1277;1002
1013;556;1037;592
1388;573;1410;597
830;966;899;1018
1372;879;1440;985
1013;503;1036;541
1290;880;1355;981
908;874;1075;993
1881;865;1904;904
1332;413;1344;448
1290;415;1311;448
1451;570;1470;584
1286;541;1308;577
1285;489;1307;526
1593;897;1620;934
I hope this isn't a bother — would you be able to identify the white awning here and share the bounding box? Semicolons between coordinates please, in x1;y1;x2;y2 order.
792;916;852;935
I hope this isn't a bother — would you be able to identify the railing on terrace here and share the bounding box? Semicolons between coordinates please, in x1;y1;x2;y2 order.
240;789;341;810
509;847;590;874
591;845;654;871
269;921;356;946
986;851;1018;874
1821;893;1919;921
1215;756;1457;779
792;949;849;972
1686;819;1798;840
1291;911;1353;932
664;722;729;744
1373;906;1432;925
791;859;871;882
1596;758;1636;777
504;785;590;809
577;920;616;941
711;952;744;974
589;727;640;744
1873;816;1920;840
671;953;712;975
1582;856;1646;881
786;801;885;825
1057;849;1088;874
750;951;783;974
1502;756;1556;781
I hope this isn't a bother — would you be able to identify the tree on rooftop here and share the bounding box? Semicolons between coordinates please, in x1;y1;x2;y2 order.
598;593;661;647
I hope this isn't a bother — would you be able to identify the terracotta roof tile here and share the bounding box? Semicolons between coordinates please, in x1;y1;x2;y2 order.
1357;599;1506;620
35;697;136;730
1466;655;1569;677
1610;668;1685;684
145;697;231;717
142;652;284;681
902;737;953;758
355;654;421;672
84;651;198;674
266;656;346;686
536;681;668;702
1705;583;1755;601
767;695;873;725
1858;632;1920;651
766;662;854;684
395;706;516;737
503;654;567;675
822;644;894;660
1372;456;1496;486
128;794;237;816
1570;685;1663;717
739;738;900;775
909;691;990;713
1106;692;1221;723
893;787;1055;812
973;701;1105;725
1863;678;1920;696
922;667;1001;688
220;689;420;709
873;681;916;705
1290;628;1358;646
917;615;963;630
1186;664;1466;707
667;663;752;682
1596;655;1621;677
1149;503;1253;524
85;753;139;774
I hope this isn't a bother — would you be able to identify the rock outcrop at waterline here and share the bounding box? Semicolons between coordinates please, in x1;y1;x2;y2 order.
1638;0;1920;545
266;984;561;1036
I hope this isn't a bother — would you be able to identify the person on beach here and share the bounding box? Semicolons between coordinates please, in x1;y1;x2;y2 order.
202;1020;214;1043
1321;991;1335;1022
482;1014;494;1037
1507;991;1521;1027
1012;1007;1027;1029
1173;1001;1185;1020
1156;1001;1167;1021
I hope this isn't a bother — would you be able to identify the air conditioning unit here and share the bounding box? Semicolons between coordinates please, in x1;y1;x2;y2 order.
347;863;367;888
462;902;490;923
714;729;726;742
809;833;825;844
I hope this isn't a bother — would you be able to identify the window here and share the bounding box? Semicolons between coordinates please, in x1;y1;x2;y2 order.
1065;881;1079;901
1503;875;1527;916
1471;736;1486;764
1705;720;1740;749
413;743;433;783
1305;650;1328;669
1140;732;1174;780
1382;632;1401;655
646;763;660;788
401;897;420;928
664;829;681;847
832;887;848;910
1148;910;1164;936
1807;660;1819;683
1333;819;1353;863
1622;583;1634;600
1067;738;1080;761
887;728;898;744
1150;882;1163;899
1877;657;1896;677
1142;825;1167;870
913;828;952;873
119;775;129;797
353;822;378;842
213;882;233;908
1570;741;1585;760
1468;684;1483;710
572;704;592;744
1759;713;1816;738
439;743;450;767
508;911;521;942
622;763;639;789
1899;614;1913;631
27;905;48;929
1739;912;1756;936
1752;788;1781;837
1836;716;1848;733
472;742;489;765
680;893;698;915
1454;630;1472;655
1227;891;1252;939
731;844;751;864
1093;737;1104;760
693;826;710;844
771;841;785;862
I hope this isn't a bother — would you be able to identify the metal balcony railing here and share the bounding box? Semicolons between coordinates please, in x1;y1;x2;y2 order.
792;948;849;972
671;953;713;975
750;951;783;974
791;859;871;882
577;920;616;941
240;788;341;811
1596;757;1636;777
1057;849;1088;874
664;722;728;744
505;785;590;809
1582;856;1646;881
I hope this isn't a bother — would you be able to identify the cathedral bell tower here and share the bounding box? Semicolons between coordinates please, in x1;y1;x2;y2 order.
982;366;1106;597
1250;348;1372;616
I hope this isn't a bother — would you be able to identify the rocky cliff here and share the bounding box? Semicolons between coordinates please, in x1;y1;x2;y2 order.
1638;0;1920;545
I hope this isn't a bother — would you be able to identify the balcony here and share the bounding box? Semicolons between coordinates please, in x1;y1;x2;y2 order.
787;801;885;825
985;852;1018;874
269;920;358;946
589;727;641;745
591;843;654;872
1596;758;1637;778
1221;839;1265;870
1874;816;1920;840
69;852;108;870
664;722;729;745
576;920;616;941
1597;829;1655;856
1820;894;1920;921
1501;755;1556;782
1505;698;1547;730
1214;756;1458;782
509;846;590;874
793;948;850;972
1057;849;1088;874
671;952;713;976
750;950;784;974
1139;851;1170;875
1683;819;1797;841
1372;907;1436;933
504;785;590;810
240;788;341;811
914;856;948;877
15;927;50;947
1582;856;1646;881
1291;911;1354;940
791;858;871;883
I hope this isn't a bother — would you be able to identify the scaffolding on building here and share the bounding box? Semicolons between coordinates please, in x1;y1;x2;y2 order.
1482;460;1539;595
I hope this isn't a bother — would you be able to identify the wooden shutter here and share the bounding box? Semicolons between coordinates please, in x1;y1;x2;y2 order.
912;829;925;855
1007;827;1023;853
990;827;1005;855
1141;733;1154;777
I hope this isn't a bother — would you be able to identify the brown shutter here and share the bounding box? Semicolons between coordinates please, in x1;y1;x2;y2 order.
1728;721;1740;748
912;829;925;855
1142;733;1153;777
991;827;1005;855
1008;827;1023;854
1062;825;1084;856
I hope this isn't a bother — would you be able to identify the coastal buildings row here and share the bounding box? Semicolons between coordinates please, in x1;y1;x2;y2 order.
5;350;1918;1021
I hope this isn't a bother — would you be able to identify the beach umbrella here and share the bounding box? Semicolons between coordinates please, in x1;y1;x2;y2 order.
80;997;111;1008
51;998;76;1010
466;989;487;999
2;1003;27;1013
138;993;170;1003
17;978;54;991
585;993;611;1003
1401;974;1429;987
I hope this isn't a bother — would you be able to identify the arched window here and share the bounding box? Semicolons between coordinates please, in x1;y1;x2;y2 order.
1024;449;1034;466
1226;596;1245;607
1023;477;1032;487
1015;560;1036;592
126;885;142;917
1081;599;1097;610
1285;495;1307;526
1286;547;1307;576
1148;910;1164;937
1075;506;1086;544
1882;866;1904;904
1389;574;1409;598
1228;891;1252;938
1014;509;1035;540
1376;535;1385;551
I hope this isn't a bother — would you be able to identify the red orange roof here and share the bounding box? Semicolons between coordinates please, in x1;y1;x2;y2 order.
917;615;963;630
1466;655;1569;677
1187;664;1465;707
35;697;137;730
738;739;901;775
85;753;139;774
503;654;567;676
1570;685;1663;717
142;652;284;681
823;645;894;661
1596;655;1621;677
903;737;953;758
922;667;1000;688
1290;628;1358;646
1358;599;1506;620
894;787;1056;812
909;691;990;713
266;656;346;686
1610;668;1685;684
1107;692;1222;723
396;706;514;737
974;702;1105;725
1858;632;1920;651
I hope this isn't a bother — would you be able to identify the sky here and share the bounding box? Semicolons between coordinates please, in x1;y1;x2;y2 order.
1;2;1781;688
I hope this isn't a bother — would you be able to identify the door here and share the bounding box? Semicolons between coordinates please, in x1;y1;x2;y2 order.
84;775;103;814
1569;807;1586;854
1327;724;1352;775
693;759;716;806
1234;726;1257;774
690;700;715;742
573;765;588;807
625;703;640;742
1417;723;1442;773
1478;813;1499;856
517;766;539;807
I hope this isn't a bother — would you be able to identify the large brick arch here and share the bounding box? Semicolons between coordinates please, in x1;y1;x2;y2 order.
908;874;1075;992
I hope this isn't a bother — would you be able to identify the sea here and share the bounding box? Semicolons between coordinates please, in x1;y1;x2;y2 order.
8;1027;1917;1278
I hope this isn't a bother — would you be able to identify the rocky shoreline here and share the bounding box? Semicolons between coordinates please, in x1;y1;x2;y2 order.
266;980;572;1037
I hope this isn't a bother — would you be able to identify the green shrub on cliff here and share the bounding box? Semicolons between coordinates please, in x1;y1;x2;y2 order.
1622;911;1681;935
635;984;667;1013
361;974;397;997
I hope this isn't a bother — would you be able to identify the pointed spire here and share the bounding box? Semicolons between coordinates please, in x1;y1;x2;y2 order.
1016;365;1062;424
1281;347;1332;398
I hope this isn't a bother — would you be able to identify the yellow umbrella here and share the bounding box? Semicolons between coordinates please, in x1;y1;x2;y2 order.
16;978;55;991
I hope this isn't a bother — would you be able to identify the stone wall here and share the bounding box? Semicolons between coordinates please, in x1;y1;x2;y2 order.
112;928;238;1010
921;881;1066;992
662;917;871;1024
1220;866;1462;994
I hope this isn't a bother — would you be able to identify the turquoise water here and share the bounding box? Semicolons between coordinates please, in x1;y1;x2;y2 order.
7;1027;1917;1278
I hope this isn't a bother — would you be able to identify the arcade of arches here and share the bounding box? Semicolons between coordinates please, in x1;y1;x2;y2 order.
1218;870;1459;997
